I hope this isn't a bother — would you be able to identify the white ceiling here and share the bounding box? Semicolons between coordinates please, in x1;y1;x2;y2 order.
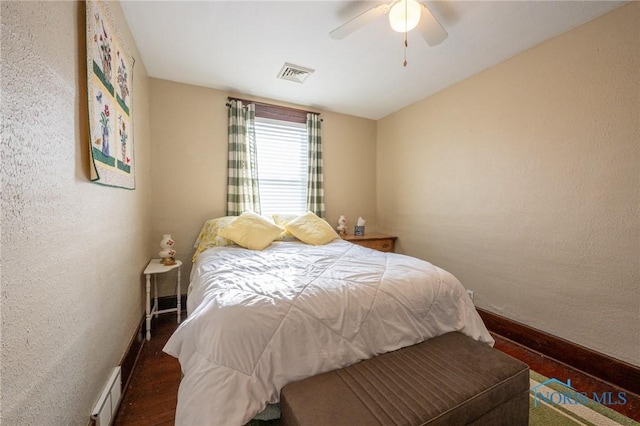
121;1;624;120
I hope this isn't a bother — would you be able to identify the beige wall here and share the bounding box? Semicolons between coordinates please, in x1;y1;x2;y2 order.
149;79;377;292
1;1;152;423
377;3;639;366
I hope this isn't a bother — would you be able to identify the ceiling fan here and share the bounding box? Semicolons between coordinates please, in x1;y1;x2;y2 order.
329;0;448;47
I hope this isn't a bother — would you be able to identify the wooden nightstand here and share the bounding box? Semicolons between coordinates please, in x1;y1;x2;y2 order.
343;233;397;252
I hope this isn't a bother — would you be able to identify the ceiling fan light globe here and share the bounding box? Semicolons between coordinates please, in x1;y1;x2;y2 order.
389;0;422;33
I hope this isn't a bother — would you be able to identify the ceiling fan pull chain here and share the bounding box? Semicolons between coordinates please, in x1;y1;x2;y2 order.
403;35;408;67
403;0;408;67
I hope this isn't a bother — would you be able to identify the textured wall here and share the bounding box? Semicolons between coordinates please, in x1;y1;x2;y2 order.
1;1;151;424
149;79;377;294
377;3;639;366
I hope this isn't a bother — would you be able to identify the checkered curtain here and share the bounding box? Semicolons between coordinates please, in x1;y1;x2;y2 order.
306;113;325;218
226;100;261;216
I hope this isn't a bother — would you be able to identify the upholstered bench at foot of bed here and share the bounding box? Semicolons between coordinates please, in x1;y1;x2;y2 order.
280;332;530;426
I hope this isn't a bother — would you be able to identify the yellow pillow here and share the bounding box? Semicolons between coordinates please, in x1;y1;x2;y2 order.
219;211;284;250
192;216;236;262
285;212;339;246
272;213;299;240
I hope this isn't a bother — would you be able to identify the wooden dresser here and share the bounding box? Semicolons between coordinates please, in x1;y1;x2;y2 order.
343;233;397;253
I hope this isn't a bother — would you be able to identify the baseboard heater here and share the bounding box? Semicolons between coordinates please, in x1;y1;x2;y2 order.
91;367;122;426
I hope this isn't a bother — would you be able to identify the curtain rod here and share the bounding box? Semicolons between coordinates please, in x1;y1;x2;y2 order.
226;97;320;117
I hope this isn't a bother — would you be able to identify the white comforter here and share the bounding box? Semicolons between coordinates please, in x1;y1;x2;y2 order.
163;239;494;425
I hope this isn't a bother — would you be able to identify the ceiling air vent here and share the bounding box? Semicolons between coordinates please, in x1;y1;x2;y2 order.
277;63;315;83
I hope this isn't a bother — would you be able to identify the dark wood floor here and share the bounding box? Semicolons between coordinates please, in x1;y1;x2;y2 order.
114;314;640;425
114;314;181;426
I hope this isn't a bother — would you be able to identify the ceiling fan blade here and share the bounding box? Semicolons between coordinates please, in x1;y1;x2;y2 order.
417;3;448;46
329;3;391;40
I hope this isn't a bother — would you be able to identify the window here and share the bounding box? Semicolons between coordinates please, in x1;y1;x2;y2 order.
227;97;321;217
254;117;308;216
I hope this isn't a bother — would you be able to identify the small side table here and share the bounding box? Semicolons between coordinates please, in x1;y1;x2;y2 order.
143;259;182;340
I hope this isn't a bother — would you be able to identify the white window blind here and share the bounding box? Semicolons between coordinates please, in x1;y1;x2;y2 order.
254;117;308;216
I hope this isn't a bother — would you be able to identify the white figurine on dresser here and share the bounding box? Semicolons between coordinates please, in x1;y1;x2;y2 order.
336;215;348;237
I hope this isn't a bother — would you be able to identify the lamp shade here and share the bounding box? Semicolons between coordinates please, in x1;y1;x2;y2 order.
388;0;422;33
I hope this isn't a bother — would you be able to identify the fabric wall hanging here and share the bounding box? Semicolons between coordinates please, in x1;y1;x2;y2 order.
86;0;135;189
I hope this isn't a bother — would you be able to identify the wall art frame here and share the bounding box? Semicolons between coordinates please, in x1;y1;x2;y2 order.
86;0;135;189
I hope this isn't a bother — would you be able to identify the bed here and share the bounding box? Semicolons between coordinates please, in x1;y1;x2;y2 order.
163;214;494;425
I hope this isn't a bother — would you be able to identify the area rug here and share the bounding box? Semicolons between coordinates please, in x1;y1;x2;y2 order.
529;371;638;426
245;370;639;426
